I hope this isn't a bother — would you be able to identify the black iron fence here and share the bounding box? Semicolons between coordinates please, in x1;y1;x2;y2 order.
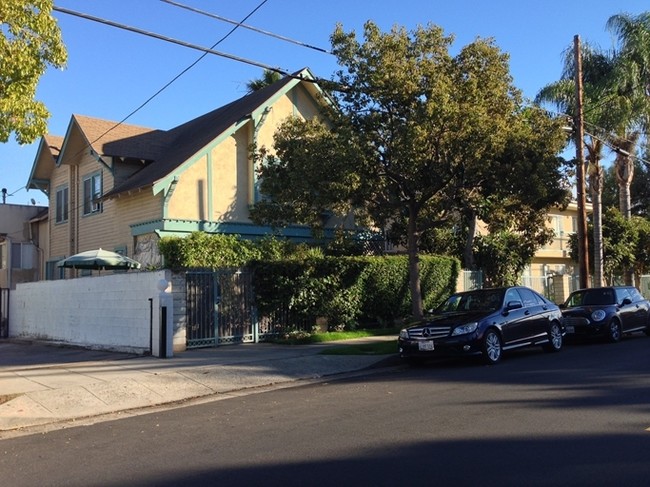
0;288;9;338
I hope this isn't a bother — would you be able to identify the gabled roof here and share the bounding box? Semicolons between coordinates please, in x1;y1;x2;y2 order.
45;134;65;158
104;69;306;198
26;135;65;191
73;115;166;162
29;68;324;199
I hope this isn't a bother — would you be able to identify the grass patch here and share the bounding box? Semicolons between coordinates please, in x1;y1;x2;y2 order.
309;328;398;343
319;339;398;356
272;328;398;345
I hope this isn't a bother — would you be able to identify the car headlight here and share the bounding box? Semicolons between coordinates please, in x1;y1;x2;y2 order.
591;310;606;322
399;329;409;339
452;322;478;336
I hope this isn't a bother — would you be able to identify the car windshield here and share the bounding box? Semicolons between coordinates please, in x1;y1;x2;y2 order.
565;288;616;307
437;289;505;313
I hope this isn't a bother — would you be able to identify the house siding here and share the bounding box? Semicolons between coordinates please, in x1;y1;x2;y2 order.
49;165;72;259
164;85;322;227
211;128;251;222
168;154;209;221
27;70;339;283
77;156;113;252
116;190;164;267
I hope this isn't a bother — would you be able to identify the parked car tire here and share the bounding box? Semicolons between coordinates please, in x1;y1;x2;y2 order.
482;329;502;365
607;319;622;343
543;321;563;353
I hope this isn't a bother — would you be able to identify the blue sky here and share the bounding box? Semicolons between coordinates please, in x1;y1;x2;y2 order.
1;0;647;206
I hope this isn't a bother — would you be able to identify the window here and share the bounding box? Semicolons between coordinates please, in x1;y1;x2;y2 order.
46;260;64;280
615;287;632;304
551;216;561;234
505;289;521;305
11;242;35;269
517;288;544;307
628;287;644;302
56;186;69;223
83;172;102;215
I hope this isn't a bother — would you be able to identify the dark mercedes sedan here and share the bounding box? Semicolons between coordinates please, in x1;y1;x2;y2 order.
398;286;564;365
561;286;650;342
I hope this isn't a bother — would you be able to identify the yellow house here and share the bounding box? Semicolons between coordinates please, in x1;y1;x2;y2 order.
27;68;334;278
520;201;592;301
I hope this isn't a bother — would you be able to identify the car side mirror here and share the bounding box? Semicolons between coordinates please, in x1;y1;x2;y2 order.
622;297;632;305
503;300;523;313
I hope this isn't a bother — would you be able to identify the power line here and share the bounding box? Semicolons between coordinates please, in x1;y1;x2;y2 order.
161;0;332;54
53;5;289;76
530;102;648;164
583;127;650;167
50;1;277;215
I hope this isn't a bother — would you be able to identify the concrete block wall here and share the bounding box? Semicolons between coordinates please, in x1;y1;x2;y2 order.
8;270;173;354
170;271;187;353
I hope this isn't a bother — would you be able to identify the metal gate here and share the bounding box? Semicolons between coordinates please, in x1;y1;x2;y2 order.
0;288;8;338
185;270;256;348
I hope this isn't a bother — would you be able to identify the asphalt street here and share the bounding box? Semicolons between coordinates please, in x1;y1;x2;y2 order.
1;333;649;486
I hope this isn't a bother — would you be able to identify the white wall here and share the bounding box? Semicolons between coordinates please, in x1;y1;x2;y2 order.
9;270;174;354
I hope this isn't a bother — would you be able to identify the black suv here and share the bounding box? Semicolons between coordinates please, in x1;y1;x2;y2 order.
561;286;650;342
398;286;564;365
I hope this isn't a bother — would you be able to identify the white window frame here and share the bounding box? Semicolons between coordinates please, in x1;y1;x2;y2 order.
56;186;69;223
83;172;102;215
11;242;35;269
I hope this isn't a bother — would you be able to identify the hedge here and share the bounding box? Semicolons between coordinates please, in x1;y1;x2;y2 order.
252;255;460;330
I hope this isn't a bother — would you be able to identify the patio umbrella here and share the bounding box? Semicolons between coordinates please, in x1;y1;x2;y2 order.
57;248;142;270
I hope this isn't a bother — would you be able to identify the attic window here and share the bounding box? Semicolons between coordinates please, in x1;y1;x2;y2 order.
83;172;103;215
55;186;69;223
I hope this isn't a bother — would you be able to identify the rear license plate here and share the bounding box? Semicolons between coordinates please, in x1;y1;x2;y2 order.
418;340;434;351
565;325;575;334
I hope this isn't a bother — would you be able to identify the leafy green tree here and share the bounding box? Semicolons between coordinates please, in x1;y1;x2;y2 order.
253;22;568;318
245;69;282;93
633;216;650;277
569;207;639;283
474;230;545;287
0;0;66;143
603;158;650;217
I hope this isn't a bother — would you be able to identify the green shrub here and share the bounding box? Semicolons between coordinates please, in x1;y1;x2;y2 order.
159;232;260;269
252;254;459;331
159;232;459;329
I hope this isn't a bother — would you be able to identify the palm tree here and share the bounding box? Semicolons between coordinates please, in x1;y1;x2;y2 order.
536;44;614;287
246;69;282;93
606;13;650;219
606;12;650;285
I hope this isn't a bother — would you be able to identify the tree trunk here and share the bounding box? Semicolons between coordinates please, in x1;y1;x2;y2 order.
614;133;639;285
586;139;605;287
589;165;604;287
463;211;477;269
407;203;423;319
618;179;632;219
614;133;638;219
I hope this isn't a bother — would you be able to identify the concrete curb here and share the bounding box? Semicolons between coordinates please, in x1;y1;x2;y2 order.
0;338;401;438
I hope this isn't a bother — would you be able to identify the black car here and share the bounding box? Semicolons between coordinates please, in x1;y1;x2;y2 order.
398;286;564;365
561;286;650;342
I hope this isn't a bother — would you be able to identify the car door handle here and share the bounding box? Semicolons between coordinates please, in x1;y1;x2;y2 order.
524;310;530;315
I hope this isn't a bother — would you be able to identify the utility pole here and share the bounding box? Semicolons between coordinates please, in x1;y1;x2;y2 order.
574;35;590;289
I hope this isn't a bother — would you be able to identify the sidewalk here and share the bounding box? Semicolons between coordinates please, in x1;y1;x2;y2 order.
0;337;399;437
